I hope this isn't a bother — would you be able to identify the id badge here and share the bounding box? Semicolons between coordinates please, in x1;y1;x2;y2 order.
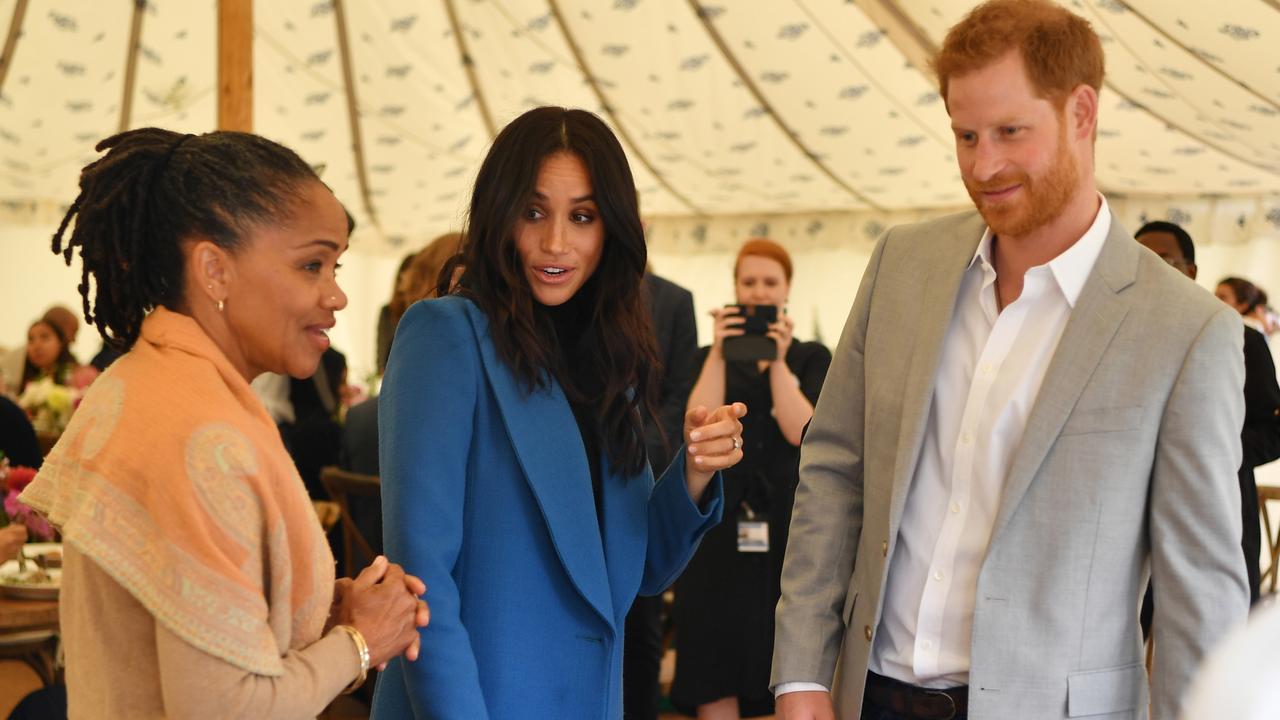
737;519;769;553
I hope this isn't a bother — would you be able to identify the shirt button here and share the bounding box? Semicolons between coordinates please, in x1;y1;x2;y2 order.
922;640;933;650
881;540;888;557
934;570;944;581
864;625;873;641
961;432;973;444
950;502;961;514
981;363;994;375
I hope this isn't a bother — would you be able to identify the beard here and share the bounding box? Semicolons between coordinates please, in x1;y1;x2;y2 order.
964;127;1078;239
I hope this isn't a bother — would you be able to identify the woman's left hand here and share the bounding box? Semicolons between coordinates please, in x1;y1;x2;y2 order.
766;313;795;363
683;402;748;503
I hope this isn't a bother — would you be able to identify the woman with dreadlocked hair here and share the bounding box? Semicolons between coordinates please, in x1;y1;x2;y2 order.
19;128;429;718
372;106;746;719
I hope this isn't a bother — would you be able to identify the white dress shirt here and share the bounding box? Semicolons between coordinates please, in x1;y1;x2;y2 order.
776;197;1110;697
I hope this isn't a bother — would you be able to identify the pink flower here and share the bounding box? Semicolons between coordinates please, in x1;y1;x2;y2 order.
4;489;53;541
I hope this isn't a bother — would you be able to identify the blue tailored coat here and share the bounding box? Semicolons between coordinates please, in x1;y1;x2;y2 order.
371;296;724;720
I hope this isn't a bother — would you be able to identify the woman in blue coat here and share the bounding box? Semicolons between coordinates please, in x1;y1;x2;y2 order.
372;106;747;719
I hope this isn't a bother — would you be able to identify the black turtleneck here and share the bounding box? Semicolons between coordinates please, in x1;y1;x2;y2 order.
539;291;605;532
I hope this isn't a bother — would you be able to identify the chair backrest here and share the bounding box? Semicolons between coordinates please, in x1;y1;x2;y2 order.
319;466;382;578
36;432;58;457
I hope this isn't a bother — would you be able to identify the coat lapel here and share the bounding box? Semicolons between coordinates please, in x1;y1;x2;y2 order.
462;308;615;629
989;214;1138;542
887;215;986;534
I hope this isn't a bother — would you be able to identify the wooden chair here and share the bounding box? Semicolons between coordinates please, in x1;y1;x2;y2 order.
35;432;58;456
0;628;59;688
320;466;381;578
1258;486;1280;593
312;501;341;533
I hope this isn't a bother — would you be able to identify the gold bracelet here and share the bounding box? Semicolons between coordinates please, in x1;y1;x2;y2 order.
335;625;370;694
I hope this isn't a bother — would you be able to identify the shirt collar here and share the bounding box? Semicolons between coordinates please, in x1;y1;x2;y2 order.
969;194;1111;308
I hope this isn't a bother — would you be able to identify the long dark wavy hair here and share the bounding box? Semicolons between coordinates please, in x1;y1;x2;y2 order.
444;106;661;476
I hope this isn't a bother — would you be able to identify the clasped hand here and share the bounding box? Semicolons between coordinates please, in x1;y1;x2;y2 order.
328;556;430;669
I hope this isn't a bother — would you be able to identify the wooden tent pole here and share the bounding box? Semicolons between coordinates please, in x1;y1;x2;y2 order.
217;0;252;131
118;0;146;133
331;0;380;232
0;0;31;99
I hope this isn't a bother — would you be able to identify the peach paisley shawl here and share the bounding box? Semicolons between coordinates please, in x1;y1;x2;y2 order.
21;307;334;676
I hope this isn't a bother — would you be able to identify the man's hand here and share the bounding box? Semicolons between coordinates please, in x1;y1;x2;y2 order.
775;690;836;720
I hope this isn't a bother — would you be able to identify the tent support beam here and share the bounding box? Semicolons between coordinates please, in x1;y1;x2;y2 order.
1115;3;1277;113
793;0;951;151
0;0;30;99
331;0;380;232
217;0;252;131
689;0;884;211
118;0;146;133
442;0;496;139
855;0;937;80
546;0;705;217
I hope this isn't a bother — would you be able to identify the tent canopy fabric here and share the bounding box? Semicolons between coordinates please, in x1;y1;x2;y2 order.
0;0;1277;256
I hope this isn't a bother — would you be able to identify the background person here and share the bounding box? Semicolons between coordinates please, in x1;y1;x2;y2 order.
18;318;94;395
339;232;465;568
672;239;830;720
623;268;700;720
0;394;42;468
1138;222;1280;606
376;252;418;375
1217;277;1271;340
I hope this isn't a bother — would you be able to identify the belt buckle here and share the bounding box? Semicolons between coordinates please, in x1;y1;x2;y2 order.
917;689;957;720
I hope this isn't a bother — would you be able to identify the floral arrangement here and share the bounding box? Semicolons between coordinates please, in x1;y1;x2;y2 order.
16;376;80;435
0;455;53;540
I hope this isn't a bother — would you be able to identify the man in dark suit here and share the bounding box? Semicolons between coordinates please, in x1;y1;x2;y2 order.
339;395;384;568
342;396;380;477
1137;221;1280;604
623;271;698;720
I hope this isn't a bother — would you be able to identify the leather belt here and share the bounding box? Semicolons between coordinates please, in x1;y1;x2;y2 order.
864;671;968;720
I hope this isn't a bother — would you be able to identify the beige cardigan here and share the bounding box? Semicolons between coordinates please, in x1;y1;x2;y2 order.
21;309;363;718
62;540;359;719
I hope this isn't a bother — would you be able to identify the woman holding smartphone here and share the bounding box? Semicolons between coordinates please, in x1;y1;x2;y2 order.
672;239;832;720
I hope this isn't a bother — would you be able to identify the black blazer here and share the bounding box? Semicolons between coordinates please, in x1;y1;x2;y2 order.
644;273;698;473
1239;325;1280;601
0;395;41;469
1241;326;1280;471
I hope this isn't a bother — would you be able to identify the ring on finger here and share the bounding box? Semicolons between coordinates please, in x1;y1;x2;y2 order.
732;436;743;451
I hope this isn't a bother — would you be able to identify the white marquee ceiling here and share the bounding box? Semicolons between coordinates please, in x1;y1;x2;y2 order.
0;0;1277;254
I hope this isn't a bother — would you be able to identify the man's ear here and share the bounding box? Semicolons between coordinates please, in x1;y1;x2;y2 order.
1067;83;1099;143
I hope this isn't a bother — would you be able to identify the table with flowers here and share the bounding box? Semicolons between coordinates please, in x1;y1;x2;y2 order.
1;457;61;687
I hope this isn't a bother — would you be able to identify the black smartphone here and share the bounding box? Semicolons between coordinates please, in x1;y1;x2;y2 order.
722;304;779;362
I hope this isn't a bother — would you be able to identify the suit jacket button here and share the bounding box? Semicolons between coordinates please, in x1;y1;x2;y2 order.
882;541;888;556
864;625;873;641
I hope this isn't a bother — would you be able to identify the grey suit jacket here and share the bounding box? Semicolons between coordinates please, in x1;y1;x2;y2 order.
772;210;1249;719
